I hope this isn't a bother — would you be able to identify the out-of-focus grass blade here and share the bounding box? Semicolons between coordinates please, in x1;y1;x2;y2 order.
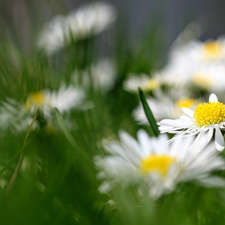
138;87;160;137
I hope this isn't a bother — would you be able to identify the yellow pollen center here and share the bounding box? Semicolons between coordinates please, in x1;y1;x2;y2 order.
143;79;158;91
140;155;176;176
203;41;223;59
176;98;199;110
192;72;214;89
26;91;45;109
193;101;225;126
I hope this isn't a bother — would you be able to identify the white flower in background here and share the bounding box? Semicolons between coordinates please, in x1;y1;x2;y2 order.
124;74;159;93
67;2;117;39
73;59;116;93
0;86;86;134
26;86;86;117
38;2;117;54
133;91;200;123
190;64;225;94
37;16;66;54
95;130;225;199
170;36;225;63
159;93;225;151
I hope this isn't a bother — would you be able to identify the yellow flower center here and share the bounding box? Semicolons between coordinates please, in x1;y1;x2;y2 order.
203;41;223;59
140;155;176;176
143;79;158;91
193;101;225;126
176;98;200;110
26;91;45;109
192;72;214;89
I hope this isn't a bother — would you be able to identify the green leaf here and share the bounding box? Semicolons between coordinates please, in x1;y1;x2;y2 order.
138;87;160;136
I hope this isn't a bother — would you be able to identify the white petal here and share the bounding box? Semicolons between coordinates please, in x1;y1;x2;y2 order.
215;127;224;151
207;129;214;142
209;93;218;103
181;107;194;118
137;129;152;156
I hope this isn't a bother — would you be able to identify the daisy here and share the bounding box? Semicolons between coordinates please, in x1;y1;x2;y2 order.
26;85;86;118
170;36;225;63
133;91;200;123
67;2;117;39
123;74;159;93
37;16;67;54
38;2;117;54
0;86;87;134
159;93;225;151
95;130;225;199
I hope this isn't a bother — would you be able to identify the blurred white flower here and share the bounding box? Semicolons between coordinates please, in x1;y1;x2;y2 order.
95;130;225;199
38;2;117;54
159;93;225;151
0;86;86;134
124;74;159;93
26;86;86;117
67;2;117;39
170;36;225;64
73;59;116;93
37;16;66;55
133;91;200;123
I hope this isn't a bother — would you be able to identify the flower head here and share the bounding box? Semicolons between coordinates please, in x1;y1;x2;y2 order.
0;86;86;134
159;93;225;151
38;2;117;54
95;130;225;199
124;74;159;93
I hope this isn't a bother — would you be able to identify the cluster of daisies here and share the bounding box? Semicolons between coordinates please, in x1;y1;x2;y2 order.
2;1;225;201
0;2;117;135
96;27;225;199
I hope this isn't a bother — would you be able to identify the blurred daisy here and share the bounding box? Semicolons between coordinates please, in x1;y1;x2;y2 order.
73;59;116;93
38;2;117;54
37;16;66;54
67;2;117;39
0;86;86;134
159;93;225;151
26;86;86;117
95;130;225;199
124;74;159;93
133;91;200;123
190;64;225;94
170;36;225;63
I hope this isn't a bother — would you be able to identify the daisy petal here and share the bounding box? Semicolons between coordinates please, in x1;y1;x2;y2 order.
207;129;214;142
209;93;218;103
181;107;194;118
215;127;224;151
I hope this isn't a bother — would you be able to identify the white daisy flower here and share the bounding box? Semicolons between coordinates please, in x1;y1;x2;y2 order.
38;2;117;54
159;93;225;151
26;86;86;118
170;36;225;63
37;16;67;54
95;130;225;199
124;74;159;93
0;86;86;134
73;59;116;93
67;2;117;39
133;91;200;123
